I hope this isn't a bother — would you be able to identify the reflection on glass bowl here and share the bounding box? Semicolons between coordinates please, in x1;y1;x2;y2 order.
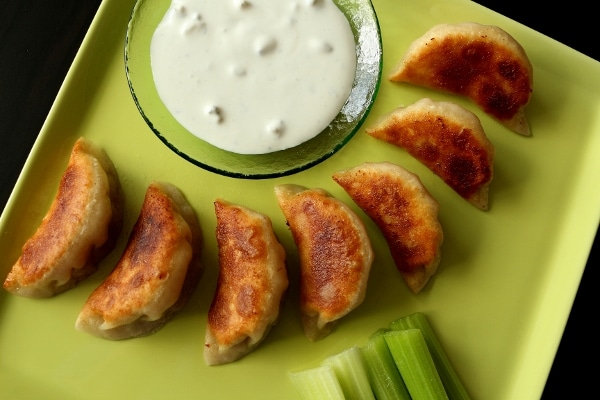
125;0;382;179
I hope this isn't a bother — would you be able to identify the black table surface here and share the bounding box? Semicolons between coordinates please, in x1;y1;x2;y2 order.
1;1;596;398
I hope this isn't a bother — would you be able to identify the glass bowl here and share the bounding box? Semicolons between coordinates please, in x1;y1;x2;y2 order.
124;0;382;179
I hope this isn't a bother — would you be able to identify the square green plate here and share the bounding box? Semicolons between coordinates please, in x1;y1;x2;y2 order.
1;0;599;399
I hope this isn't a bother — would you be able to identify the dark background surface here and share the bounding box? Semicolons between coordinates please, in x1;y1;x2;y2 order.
0;0;596;398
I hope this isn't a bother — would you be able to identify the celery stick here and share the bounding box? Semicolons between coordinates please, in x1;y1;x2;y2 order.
384;329;449;400
360;334;411;400
289;365;345;400
322;346;375;400
369;327;391;339
390;312;471;400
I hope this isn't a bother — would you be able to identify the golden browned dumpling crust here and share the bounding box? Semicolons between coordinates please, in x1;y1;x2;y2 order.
389;22;533;136
274;184;374;341
333;162;443;293
366;98;495;210
3;137;124;298
75;182;203;340
204;199;288;365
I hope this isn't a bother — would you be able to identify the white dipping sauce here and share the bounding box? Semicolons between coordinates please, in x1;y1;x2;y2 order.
150;0;357;154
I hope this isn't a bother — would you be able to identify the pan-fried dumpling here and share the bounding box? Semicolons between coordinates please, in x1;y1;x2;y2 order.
274;184;374;341
3;137;124;298
75;181;203;340
366;98;495;210
333;162;443;293
204;199;288;365
389;22;533;136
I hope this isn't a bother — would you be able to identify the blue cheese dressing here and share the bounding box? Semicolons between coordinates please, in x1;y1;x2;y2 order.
150;0;357;154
